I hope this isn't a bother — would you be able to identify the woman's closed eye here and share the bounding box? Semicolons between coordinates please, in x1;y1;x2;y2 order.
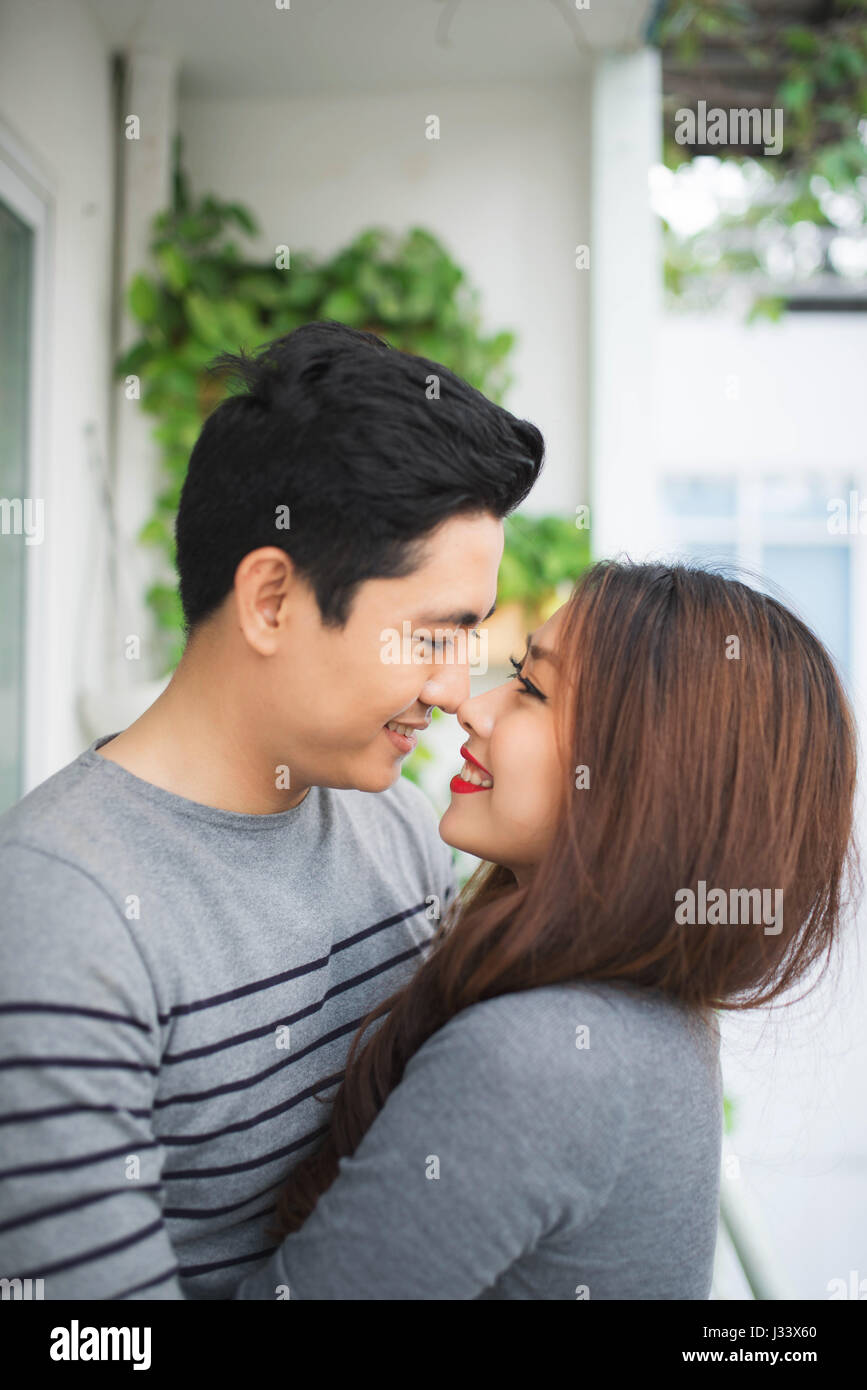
508;654;547;701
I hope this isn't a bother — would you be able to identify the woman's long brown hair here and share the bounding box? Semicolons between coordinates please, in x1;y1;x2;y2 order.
268;560;860;1238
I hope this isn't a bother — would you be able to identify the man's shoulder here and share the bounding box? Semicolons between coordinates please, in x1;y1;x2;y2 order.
0;745;104;864
0;750;155;983
0;746;136;937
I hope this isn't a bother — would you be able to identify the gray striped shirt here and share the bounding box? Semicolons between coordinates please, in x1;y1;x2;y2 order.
0;735;455;1299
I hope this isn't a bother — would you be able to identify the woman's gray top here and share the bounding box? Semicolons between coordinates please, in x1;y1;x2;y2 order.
235;979;723;1300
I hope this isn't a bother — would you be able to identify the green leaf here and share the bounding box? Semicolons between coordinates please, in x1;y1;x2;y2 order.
268;308;309;337
318;287;367;326
224;202;259;236
177;213;218;245
778;75;815;113
746;294;787;324
128;273;160;324
236;272;287;308
185;290;227;347
145;582;185;631
188;260;230;298
783;26;818;58
156;243;191;292
284;269;326;310
114;340;154;378
138;518;169;547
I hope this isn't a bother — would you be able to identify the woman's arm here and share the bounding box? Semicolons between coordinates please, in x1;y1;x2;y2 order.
234;988;630;1300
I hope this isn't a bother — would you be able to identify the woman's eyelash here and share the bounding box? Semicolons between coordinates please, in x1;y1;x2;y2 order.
508;653;547;701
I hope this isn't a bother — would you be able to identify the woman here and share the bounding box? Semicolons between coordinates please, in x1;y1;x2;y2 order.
235;560;859;1300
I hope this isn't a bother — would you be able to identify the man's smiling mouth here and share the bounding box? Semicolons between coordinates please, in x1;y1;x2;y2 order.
385;721;419;739
383;718;430;754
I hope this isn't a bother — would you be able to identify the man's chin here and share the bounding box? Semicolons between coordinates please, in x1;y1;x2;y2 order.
336;758;403;794
364;764;404;793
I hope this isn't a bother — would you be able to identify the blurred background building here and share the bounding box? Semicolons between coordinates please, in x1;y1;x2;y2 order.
1;0;865;1300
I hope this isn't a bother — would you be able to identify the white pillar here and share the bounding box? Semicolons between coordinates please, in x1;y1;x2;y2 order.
589;47;662;562
112;50;177;687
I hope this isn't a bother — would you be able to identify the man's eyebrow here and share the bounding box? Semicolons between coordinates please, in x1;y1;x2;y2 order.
413;600;497;627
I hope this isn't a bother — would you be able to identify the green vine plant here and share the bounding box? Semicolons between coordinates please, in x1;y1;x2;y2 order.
651;0;867;319
498;513;591;610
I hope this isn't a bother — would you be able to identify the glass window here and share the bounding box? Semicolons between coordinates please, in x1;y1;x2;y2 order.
760;474;848;521
761;544;851;682
660;476;738;518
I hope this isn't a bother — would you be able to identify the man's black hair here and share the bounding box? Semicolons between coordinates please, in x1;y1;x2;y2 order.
175;320;545;629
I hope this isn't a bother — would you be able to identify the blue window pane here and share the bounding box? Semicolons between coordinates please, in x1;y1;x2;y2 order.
661;477;737;518
761;475;853;521
761;545;850;681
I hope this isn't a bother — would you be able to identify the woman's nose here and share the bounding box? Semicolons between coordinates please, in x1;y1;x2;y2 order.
455;688;496;742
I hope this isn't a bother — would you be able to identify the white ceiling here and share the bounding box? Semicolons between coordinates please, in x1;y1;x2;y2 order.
83;0;655;98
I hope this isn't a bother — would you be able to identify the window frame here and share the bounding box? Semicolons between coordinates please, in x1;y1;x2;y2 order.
0;122;53;796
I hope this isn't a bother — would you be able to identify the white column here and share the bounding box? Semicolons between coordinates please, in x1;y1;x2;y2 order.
111;50;177;689
589;47;662;562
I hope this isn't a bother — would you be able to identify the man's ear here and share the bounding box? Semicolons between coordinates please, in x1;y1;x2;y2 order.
234;546;297;655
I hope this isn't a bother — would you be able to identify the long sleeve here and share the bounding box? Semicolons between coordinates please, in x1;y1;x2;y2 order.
234;987;632;1301
0;844;187;1300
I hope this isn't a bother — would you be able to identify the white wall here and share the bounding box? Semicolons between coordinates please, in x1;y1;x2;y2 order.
178;80;590;516
653;313;867;472
0;0;114;781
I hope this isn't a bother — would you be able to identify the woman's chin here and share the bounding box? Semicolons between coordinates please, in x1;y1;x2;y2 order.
438;802;467;844
438;801;487;859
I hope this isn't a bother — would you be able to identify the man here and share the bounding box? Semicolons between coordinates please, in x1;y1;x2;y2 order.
0;321;544;1298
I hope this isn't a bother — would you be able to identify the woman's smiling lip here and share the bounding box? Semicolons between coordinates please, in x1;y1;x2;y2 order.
450;743;493;795
460;743;492;777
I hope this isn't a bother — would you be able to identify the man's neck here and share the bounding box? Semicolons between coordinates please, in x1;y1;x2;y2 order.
96;652;310;815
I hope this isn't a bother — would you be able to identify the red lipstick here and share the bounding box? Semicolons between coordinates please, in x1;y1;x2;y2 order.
450;743;493;796
460;744;492;776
